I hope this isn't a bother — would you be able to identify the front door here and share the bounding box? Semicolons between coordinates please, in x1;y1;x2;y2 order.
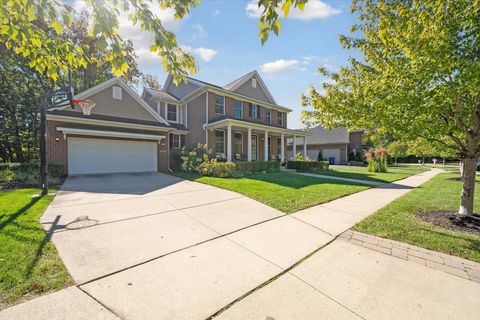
251;135;258;161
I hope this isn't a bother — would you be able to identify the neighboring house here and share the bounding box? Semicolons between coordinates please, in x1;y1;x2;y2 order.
287;124;365;164
46;71;307;175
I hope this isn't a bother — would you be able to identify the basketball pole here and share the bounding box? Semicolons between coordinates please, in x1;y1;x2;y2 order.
38;71;73;197
39;95;48;196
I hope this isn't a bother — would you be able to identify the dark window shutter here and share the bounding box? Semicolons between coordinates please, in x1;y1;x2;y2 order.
169;134;173;148
257;105;261;119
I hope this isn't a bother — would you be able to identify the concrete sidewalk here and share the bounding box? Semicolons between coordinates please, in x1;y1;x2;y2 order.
5;168;474;320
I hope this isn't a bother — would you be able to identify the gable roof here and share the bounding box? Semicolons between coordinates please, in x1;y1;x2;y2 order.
288;124;350;145
143;87;180;103
52;77;170;126
223;70;277;105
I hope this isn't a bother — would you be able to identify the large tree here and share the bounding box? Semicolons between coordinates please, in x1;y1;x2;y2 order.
302;0;480;215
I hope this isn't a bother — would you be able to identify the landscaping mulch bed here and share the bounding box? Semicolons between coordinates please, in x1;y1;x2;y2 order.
416;210;480;235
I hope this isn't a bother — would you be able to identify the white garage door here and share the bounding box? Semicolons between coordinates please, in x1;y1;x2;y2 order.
322;148;341;164
68;137;157;174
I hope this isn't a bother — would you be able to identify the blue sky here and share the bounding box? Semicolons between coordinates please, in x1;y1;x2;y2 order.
74;0;359;128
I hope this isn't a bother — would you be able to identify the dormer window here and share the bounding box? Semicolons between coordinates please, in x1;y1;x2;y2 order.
167;104;178;122
252;78;257;88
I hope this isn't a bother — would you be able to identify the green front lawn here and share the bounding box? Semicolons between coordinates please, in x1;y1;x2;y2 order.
0;189;72;309
174;172;370;213
313;166;425;183
354;173;480;262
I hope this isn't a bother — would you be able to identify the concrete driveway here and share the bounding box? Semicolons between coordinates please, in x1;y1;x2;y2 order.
40;172;291;283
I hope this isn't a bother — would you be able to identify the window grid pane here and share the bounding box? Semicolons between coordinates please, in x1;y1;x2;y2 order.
167;104;177;121
215;131;225;154
265;109;271;124
234;100;242;119
215;95;225;114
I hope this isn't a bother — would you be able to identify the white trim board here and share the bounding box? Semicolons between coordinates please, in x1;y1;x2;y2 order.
57;127;166;141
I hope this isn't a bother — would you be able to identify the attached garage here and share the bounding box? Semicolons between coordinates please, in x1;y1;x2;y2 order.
68;137;158;175
322;148;341;165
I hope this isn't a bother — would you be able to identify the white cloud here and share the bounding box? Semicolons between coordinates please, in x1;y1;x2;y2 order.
246;0;341;20
213;9;220;16
260;59;299;73
191;23;208;41
182;46;219;62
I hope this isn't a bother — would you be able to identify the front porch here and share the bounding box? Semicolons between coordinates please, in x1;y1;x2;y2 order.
204;118;308;162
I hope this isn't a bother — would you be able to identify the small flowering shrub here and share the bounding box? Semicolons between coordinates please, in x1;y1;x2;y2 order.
180;144;212;172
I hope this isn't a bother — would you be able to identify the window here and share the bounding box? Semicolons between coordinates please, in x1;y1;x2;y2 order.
167;104;178;122
252;78;257;88
172;134;181;149
234;100;243;119
112;86;122;100
215;95;225;114
277;112;284;126
248;103;258;118
234;132;243;155
214;130;225;154
277;137;282;155
265;109;271;124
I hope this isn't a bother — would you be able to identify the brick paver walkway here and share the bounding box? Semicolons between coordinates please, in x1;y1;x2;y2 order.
340;230;480;283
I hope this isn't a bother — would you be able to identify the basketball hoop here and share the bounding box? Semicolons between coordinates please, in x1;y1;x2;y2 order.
72;99;96;115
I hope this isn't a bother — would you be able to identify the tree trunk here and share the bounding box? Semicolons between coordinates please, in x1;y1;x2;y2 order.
459;157;476;215
443;158;446;167
395;157;397;164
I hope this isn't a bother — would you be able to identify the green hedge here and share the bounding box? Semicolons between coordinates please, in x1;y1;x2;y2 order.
235;161;280;173
286;161;329;172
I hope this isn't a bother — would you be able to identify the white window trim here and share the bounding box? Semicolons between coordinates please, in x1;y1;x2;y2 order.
172;134;181;149
215;95;225;115
214;129;226;155
166;103;180;123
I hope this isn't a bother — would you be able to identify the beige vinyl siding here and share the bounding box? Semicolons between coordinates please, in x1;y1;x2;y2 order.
70;85;158;122
233;75;274;104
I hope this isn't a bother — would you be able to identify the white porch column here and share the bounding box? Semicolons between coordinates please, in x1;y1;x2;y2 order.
264;130;269;161
227;125;232;162
303;136;307;159
293;136;297;157
247;128;252;161
281;133;285;163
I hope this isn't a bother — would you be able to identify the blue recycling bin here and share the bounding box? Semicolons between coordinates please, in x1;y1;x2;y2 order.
328;157;335;165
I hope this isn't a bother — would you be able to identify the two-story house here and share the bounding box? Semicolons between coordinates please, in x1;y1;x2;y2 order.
46;71;308;175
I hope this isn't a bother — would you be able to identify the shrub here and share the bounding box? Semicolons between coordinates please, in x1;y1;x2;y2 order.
317;151;323;162
212;162;236;178
295;152;304;161
0;168;14;182
286;161;329;171
235;161;279;173
180;144;212;172
0;163;65;183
